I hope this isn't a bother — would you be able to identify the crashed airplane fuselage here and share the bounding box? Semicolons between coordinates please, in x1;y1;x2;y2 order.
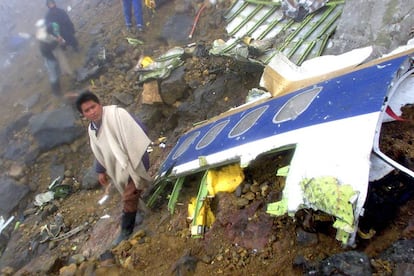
157;46;414;246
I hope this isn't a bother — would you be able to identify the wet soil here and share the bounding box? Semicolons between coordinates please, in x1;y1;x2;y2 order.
1;0;414;275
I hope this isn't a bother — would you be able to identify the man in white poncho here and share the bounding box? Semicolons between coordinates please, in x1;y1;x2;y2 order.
75;91;152;246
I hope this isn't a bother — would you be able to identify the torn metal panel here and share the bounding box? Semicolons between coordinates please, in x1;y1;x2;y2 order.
260;46;373;97
213;0;344;65
137;47;185;83
157;45;414;246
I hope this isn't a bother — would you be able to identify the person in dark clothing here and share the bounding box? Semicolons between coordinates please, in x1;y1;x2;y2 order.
36;19;62;96
45;0;79;51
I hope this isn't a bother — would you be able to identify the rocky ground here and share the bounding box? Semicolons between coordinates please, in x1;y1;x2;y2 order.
1;0;414;275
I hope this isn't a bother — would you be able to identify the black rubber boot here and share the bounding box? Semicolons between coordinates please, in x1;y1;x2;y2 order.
112;211;136;247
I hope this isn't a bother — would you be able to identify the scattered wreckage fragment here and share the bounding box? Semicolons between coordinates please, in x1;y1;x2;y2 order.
135;0;344;102
28;176;84;245
0;216;14;235
136;47;185;83
34;176;73;207
150;44;414;247
136;0;344;87
211;0;344;65
281;0;329;21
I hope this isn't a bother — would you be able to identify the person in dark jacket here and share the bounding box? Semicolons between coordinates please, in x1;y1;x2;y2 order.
36;19;62;96
45;0;79;51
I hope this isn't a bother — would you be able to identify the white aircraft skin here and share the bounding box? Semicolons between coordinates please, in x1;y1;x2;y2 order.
157;46;414;246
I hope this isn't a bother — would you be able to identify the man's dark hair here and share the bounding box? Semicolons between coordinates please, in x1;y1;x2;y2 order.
46;0;56;7
75;91;100;113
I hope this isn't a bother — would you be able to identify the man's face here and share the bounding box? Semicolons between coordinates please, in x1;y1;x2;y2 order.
80;100;103;123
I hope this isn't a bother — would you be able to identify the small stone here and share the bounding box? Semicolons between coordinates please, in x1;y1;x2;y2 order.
64;170;74;178
235;197;249;208
261;184;270;197
123;256;134;270
243;191;256;201
62;178;72;185
59;263;77;276
234;185;242;197
296;228;318;246
78;262;95;275
69;254;85;265
250;184;260;193
132;229;146;239
199;254;212;264
242;183;251;194
82;249;92;259
8;164;24;179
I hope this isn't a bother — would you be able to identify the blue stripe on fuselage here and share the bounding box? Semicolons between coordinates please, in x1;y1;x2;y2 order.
159;55;407;176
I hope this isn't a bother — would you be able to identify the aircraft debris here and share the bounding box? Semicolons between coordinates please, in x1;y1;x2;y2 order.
151;44;414;246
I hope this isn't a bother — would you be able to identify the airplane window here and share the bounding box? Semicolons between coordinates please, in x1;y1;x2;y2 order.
196;120;230;150
273;86;322;123
229;105;269;138
172;131;201;160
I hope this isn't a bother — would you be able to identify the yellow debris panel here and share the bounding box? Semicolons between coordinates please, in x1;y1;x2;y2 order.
140;56;154;68
188;197;215;227
206;164;245;196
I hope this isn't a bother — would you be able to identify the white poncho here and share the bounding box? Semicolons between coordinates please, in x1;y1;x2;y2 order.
88;105;152;194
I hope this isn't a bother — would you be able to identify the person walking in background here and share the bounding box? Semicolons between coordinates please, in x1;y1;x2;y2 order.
45;0;79;51
121;0;145;33
75;91;153;246
35;19;64;96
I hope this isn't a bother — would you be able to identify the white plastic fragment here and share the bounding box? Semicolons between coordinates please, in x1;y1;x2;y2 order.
98;194;109;205
34;191;55;206
0;215;15;234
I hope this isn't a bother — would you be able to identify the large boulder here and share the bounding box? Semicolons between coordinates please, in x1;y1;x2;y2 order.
0;113;36;164
177;72;251;120
28;106;83;152
379;239;414;264
319;251;372;275
0;176;30;217
160;66;189;105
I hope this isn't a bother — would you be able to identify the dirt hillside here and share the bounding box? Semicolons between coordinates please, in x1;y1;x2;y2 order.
0;1;414;275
